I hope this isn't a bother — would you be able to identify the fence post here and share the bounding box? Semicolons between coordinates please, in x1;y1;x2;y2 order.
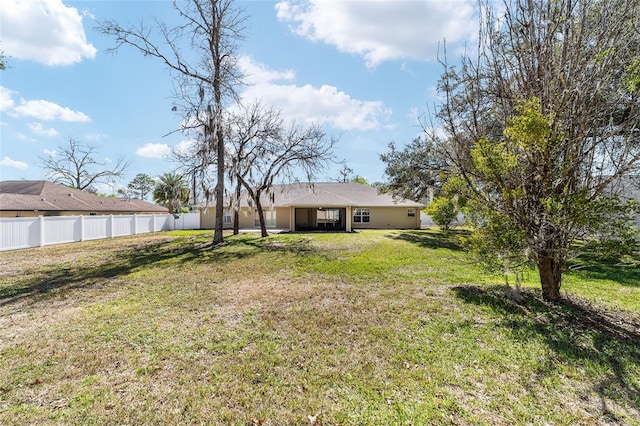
39;215;45;247
79;215;85;242
109;215;114;238
133;214;138;235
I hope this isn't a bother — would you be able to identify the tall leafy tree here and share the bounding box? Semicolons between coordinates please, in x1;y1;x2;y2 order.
153;173;190;214
436;0;640;301
99;0;246;244
40;137;129;192
126;173;156;200
379;136;448;203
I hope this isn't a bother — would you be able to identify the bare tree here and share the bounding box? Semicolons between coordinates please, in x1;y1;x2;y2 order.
225;103;281;235
227;106;338;237
436;0;640;301
40;137;128;192
99;0;246;244
335;164;353;182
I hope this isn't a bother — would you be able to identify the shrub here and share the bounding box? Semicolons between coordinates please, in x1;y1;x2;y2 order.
426;197;458;231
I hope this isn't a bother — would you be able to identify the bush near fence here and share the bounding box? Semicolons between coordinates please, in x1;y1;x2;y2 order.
0;213;200;252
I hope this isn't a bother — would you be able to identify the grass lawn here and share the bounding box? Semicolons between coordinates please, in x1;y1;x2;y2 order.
0;229;638;425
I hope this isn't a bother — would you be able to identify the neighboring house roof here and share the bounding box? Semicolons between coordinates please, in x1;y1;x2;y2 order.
0;180;168;213
219;182;425;209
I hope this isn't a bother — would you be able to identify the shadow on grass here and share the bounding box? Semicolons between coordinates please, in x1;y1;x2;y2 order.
0;234;315;308
388;229;468;251
452;285;640;418
241;236;314;254
567;259;640;288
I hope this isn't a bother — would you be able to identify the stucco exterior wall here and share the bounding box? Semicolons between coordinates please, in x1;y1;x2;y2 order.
201;206;422;230
352;207;421;230
200;207;291;230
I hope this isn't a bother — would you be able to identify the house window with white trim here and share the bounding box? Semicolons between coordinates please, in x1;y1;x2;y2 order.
223;210;232;224
407;208;416;218
353;208;370;223
255;209;276;228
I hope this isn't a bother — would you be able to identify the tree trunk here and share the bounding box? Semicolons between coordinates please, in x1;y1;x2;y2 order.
233;181;241;235
255;198;269;238
537;253;562;302
213;116;224;244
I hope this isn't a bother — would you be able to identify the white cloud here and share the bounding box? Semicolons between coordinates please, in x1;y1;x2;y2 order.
238;56;296;85
0;0;97;66
276;0;477;67
0;156;28;170
43;149;58;156
238;57;391;131
175;139;198;156
28;122;59;137
12;99;92;122
1;86;91;122
85;133;107;141
0;86;16;112
136;143;171;159
16;133;36;142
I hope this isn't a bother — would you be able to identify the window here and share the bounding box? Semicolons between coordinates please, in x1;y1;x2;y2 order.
223;210;232;224
317;208;341;227
255;209;276;228
407;208;416;218
353;208;370;223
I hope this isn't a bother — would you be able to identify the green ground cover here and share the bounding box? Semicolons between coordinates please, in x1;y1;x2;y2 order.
0;229;638;425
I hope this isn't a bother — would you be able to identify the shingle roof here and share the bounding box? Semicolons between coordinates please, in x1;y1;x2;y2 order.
227;182;425;208
0;180;168;213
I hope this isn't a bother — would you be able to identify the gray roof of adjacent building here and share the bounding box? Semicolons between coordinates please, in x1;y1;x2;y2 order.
0;180;168;213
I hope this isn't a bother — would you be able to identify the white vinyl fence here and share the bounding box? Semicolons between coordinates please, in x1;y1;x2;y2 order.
0;213;201;252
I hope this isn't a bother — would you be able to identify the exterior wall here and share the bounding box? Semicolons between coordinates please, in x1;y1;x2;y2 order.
199;208;217;229
274;207;290;229
200;207;291;229
201;206;421;230
352;207;421;230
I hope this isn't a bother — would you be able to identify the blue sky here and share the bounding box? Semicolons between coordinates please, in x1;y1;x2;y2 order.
0;0;478;194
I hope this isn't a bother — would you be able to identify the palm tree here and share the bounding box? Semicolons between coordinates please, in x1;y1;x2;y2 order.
153;173;190;214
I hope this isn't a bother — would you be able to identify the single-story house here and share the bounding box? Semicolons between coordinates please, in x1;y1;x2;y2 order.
0;180;168;218
201;182;425;232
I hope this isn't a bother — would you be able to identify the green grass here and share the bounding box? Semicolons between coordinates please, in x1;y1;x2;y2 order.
0;229;638;425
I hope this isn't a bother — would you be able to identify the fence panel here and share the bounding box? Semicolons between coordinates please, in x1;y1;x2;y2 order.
173;212;200;230
0;217;40;251
112;215;134;237
43;216;80;246
157;215;171;231
136;215;155;234
1;213;203;251
84;215;110;241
